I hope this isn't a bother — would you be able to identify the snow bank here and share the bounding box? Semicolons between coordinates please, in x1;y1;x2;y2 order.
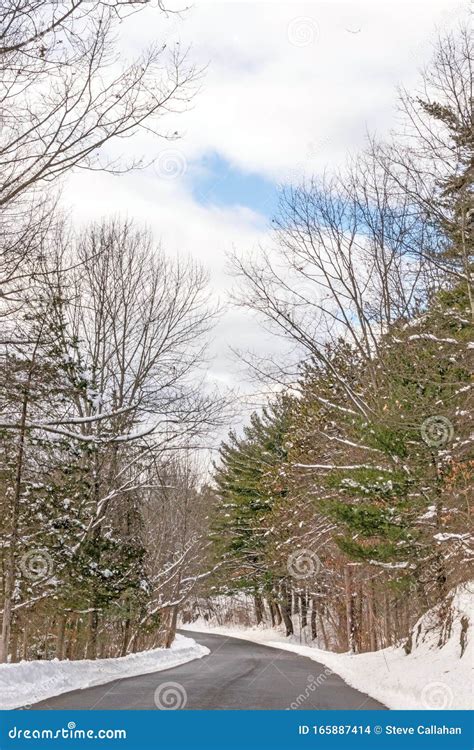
184;583;473;710
0;634;209;710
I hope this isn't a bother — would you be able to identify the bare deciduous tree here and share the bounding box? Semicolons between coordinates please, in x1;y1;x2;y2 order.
0;218;226;662
0;0;198;306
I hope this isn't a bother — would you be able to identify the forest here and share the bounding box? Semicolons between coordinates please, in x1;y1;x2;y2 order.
0;0;472;669
208;29;473;649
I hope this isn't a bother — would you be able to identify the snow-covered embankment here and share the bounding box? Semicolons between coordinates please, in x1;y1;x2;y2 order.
0;634;209;710
184;583;473;710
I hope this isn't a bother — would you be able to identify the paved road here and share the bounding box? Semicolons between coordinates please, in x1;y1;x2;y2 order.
29;631;386;710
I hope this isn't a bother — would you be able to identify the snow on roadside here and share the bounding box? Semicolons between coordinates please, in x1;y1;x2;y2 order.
183;583;473;711
0;634;209;710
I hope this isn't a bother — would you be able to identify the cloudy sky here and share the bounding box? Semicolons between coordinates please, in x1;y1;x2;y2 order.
64;0;465;409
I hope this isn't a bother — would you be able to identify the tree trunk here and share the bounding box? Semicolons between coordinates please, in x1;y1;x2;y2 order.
292;591;299;615
310;597;318;641
0;378;31;662
165;606;179;649
86;610;99;659
267;599;276;627
280;584;294;636
10;624;19;663
367;580;377;652
121;618;131;657
300;592;308;629
65;617;78;660
356;584;363;652
254;594;264;625
56;616;67;660
273;600;282;626
318;609;329;650
22;624;29;661
344;565;356;652
384;591;392;647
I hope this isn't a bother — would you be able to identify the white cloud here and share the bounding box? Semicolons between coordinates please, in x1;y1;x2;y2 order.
63;166;274;412
116;0;462;177
63;0;466;407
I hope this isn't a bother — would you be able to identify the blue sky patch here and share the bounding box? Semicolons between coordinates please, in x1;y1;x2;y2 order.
189;152;280;219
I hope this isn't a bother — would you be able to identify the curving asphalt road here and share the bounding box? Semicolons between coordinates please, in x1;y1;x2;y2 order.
28;630;386;710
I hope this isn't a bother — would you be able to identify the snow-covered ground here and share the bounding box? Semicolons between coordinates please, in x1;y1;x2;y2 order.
184;583;473;711
0;634;209;710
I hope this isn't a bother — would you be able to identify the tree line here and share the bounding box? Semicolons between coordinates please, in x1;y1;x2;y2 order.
207;27;473;653
0;0;221;663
